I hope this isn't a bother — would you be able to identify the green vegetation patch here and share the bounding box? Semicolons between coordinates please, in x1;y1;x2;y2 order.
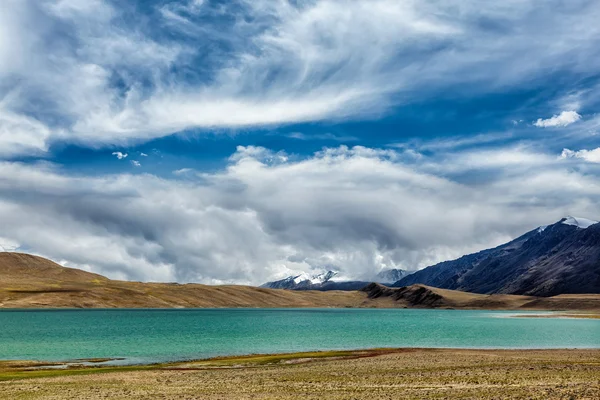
0;364;157;382
174;348;406;368
0;348;405;381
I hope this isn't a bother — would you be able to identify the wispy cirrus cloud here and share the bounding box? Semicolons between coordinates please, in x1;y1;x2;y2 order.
287;132;358;142
391;132;515;153
1;1;600;156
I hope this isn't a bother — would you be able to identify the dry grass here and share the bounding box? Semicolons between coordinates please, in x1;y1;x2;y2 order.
0;252;389;309
1;349;599;399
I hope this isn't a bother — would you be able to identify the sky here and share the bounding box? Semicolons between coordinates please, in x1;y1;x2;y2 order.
1;0;600;284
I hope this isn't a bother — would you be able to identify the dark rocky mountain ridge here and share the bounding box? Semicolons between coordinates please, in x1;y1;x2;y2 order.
394;217;600;296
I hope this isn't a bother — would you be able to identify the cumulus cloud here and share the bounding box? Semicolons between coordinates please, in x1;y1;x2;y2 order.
560;147;600;163
1;1;600;155
131;160;141;167
534;111;582;128
1;145;599;284
112;152;128;160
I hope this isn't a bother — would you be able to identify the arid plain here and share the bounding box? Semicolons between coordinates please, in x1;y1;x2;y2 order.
1;349;599;399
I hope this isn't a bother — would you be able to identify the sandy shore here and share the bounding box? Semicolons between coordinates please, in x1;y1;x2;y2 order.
1;348;599;399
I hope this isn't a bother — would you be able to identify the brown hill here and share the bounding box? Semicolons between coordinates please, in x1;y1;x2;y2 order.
0;253;378;309
0;253;108;286
1;253;599;311
361;283;600;311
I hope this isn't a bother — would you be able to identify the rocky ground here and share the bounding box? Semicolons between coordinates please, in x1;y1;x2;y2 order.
1;349;599;399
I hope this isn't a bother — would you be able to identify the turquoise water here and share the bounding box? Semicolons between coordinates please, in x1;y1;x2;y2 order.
0;309;598;364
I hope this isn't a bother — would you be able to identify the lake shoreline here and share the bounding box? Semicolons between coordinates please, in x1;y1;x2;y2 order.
3;345;600;376
2;348;599;399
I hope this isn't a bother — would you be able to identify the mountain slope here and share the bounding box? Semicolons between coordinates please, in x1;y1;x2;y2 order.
394;217;600;296
0;253;375;308
376;268;410;284
0;252;108;286
261;271;341;290
2;252;599;310
261;268;411;291
261;270;373;291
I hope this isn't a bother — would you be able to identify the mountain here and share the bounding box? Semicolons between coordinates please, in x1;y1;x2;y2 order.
261;270;373;291
1;252;598;310
261;268;412;291
376;268;410;284
393;217;600;296
261;271;339;289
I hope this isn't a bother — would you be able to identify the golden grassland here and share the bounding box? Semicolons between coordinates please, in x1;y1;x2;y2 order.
1;349;599;399
0;252;384;308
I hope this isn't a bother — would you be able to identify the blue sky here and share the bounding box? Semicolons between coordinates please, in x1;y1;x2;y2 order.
1;0;600;283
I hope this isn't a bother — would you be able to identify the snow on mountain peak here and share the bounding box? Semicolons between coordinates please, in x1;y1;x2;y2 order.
561;216;598;229
292;273;311;284
376;268;409;283
292;271;337;285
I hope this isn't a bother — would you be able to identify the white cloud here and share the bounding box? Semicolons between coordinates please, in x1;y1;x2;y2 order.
112;152;128;160
0;237;20;252
0;106;53;157
131;160;141;167
393;132;515;152
534;111;582;128
1;145;599;284
1;1;600;155
449;147;554;170
173;168;194;175
560;147;600;163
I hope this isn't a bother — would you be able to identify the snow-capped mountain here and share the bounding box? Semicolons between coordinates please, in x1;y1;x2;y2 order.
394;216;600;296
261;268;414;291
376;268;410;284
262;271;339;289
560;215;598;229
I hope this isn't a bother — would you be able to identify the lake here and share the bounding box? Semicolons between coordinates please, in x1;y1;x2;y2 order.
0;309;598;365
